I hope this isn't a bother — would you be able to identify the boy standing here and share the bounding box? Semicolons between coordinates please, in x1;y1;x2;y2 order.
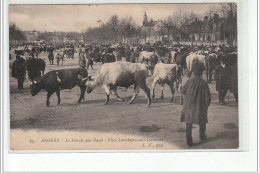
181;60;211;147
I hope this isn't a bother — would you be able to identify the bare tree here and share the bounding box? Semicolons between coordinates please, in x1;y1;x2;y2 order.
161;16;175;42
108;15;120;42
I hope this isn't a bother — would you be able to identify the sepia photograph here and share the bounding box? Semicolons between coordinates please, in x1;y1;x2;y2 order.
8;3;239;150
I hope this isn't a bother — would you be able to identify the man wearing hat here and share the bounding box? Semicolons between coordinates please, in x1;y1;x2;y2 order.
12;54;26;89
214;56;232;105
79;50;86;68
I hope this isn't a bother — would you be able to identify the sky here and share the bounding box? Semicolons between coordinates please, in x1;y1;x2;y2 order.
9;4;223;32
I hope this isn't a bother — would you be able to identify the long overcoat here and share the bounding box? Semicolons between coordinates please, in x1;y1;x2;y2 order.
79;53;86;68
181;77;211;125
214;64;232;91
12;56;26;80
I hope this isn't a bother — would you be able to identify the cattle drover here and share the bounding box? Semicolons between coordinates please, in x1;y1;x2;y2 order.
86;61;152;107
26;53;46;81
30;68;90;106
214;56;232;105
12;54;26;89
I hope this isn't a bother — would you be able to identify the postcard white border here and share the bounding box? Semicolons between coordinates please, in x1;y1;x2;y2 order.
1;0;258;172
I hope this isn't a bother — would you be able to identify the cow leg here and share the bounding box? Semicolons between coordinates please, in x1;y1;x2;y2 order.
168;81;175;103
160;83;165;99
209;67;213;83
77;85;86;103
46;91;55;106
179;84;183;105
103;84;110;105
139;83;151;108
112;87;124;102
56;91;61;105
187;71;191;78
128;85;139;104
151;77;159;99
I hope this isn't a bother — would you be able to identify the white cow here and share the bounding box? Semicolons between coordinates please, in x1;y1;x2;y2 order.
137;51;156;64
151;63;183;104
86;61;151;107
186;53;206;78
170;51;177;63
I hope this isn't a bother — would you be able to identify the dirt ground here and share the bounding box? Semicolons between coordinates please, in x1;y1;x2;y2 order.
9;51;239;150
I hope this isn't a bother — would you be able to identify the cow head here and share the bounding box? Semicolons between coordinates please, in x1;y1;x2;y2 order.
29;80;41;96
81;76;92;85
145;64;154;76
84;76;94;93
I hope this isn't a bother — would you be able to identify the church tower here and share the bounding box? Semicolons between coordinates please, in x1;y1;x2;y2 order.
143;12;148;26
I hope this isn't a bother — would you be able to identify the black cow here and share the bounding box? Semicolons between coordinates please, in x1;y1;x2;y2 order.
101;53;116;64
174;51;189;75
30;68;90;106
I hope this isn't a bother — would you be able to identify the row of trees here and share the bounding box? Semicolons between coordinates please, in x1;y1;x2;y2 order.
9;24;27;43
84;16;142;43
83;3;237;45
38;31;83;43
9;3;237;45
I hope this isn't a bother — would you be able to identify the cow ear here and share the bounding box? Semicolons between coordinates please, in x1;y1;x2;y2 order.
33;81;37;84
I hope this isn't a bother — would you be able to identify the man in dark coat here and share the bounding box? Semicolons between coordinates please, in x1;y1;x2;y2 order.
214;57;232;105
12;55;26;89
79;51;86;68
181;60;211;147
26;54;42;81
86;52;94;70
47;46;54;65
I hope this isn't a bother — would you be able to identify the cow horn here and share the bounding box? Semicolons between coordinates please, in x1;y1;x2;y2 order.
82;76;91;82
81;77;88;81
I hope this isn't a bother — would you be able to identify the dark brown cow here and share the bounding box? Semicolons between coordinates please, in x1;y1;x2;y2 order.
30;68;89;106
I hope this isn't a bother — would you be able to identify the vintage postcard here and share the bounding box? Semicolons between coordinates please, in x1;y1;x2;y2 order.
9;3;238;150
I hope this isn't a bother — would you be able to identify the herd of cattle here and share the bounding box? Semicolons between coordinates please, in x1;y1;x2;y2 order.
11;42;237;107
